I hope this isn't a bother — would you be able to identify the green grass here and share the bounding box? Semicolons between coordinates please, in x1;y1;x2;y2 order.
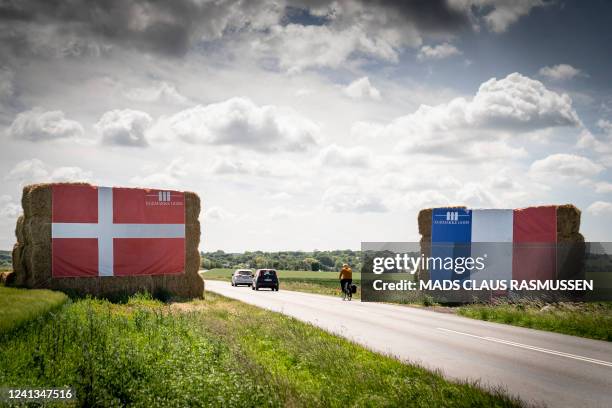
457;301;612;341
0;286;68;333
202;268;361;297
0;291;523;407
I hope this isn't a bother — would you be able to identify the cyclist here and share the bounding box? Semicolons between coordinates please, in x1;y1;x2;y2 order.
339;263;353;301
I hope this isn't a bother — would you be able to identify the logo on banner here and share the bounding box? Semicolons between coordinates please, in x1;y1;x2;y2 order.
433;209;471;225
146;191;184;207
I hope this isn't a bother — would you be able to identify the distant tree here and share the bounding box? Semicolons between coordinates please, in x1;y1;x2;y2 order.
316;254;334;268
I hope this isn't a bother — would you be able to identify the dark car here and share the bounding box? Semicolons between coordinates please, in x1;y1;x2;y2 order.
252;269;279;291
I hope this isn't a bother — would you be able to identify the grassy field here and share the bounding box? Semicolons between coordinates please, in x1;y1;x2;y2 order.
0;289;523;407
202;268;360;298
457;301;612;341
0;286;68;333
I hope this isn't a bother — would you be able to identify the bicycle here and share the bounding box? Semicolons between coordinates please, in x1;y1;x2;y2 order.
342;281;352;301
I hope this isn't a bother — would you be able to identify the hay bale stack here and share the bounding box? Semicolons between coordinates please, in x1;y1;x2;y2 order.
10;183;203;299
417;208;432;243
556;204;582;242
417;204;583;243
417;204;585;282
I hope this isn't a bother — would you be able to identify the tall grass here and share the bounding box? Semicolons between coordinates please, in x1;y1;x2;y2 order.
1;292;524;407
0;286;68;333
0;296;278;407
457;301;612;341
193;294;523;407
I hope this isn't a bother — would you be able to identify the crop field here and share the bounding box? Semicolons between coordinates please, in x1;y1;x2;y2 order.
0;287;523;407
0;286;68;333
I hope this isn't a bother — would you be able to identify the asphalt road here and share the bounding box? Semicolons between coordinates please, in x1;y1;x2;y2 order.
205;280;612;408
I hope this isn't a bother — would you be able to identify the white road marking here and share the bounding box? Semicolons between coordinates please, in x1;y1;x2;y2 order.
437;327;612;367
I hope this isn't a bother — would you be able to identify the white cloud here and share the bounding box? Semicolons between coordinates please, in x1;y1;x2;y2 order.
576;131;612;164
477;0;547;33
539;64;583;81
268;191;292;200
150;97;320;152
123;81;189;104
598;119;612;135
267;206;307;220
529;154;604;180
456;182;500;207
205;206;237;221
468;73;580;128
295;88;314;97
5;158;92;184
0;195;20;219
129;158;190;188
317;144;371;167
576;123;612;167
586;201;612;216
49;166;94;182
7;108;84;142
417;43;461;61
397;190;452;211
370;73;578;158
342;77;381;100
209;158;271;177
350;121;385;139
95;109;153;147
253;24;403;73
595;182;612;194
322;187;387;213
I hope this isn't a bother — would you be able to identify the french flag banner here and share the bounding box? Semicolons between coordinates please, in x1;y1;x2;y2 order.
431;207;557;282
52;185;185;278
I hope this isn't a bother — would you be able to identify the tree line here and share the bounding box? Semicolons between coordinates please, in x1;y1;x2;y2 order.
200;250;362;272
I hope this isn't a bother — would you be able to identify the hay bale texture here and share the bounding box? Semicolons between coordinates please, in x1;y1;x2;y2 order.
9;183;204;298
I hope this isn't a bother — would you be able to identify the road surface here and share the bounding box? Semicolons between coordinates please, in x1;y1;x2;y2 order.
205;280;612;408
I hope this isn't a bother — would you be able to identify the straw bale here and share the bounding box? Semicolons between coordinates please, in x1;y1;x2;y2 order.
556;204;581;240
417;208;432;240
10;183;203;299
24;216;51;245
15;215;25;245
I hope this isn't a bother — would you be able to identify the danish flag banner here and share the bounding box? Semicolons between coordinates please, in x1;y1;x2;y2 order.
51;185;185;278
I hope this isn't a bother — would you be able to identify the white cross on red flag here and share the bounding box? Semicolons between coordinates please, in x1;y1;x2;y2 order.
51;185;186;277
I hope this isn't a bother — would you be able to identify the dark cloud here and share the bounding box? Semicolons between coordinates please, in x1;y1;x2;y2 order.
287;0;471;34
0;0;473;59
362;0;470;32
0;0;277;56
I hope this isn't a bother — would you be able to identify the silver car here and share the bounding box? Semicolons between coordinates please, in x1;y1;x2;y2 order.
231;269;254;287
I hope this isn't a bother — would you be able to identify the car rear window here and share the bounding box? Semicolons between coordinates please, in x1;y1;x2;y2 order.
238;271;251;276
261;270;277;277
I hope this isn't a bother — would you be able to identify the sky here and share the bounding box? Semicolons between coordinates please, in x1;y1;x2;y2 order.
1;0;611;252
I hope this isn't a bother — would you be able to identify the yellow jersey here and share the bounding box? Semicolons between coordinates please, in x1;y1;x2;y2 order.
339;267;352;279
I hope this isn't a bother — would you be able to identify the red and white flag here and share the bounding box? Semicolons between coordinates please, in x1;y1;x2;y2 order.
52;185;185;278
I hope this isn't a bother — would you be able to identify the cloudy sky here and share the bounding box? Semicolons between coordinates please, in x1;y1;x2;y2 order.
1;0;611;252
